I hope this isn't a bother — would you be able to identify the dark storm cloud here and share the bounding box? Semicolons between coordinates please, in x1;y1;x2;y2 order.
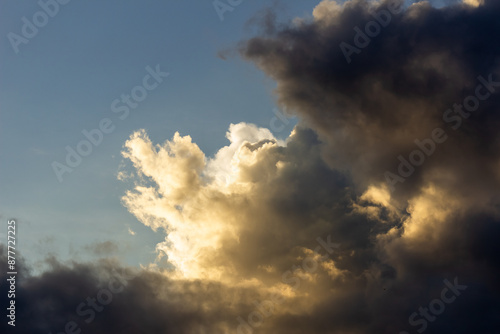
233;0;500;332
241;0;500;200
0;247;264;334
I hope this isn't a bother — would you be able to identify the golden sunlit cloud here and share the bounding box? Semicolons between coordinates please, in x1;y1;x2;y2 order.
463;0;484;7
121;123;288;282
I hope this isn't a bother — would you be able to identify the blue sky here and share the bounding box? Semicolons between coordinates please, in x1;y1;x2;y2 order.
0;0;311;270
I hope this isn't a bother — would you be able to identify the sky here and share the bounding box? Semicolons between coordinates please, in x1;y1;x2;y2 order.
1;0;499;333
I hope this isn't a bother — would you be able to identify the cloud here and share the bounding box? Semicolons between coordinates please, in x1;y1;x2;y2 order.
0;249;261;334
6;1;500;333
119;123;351;285
463;0;484;7
84;241;119;257
241;0;500;202
3;119;500;333
115;120;498;333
